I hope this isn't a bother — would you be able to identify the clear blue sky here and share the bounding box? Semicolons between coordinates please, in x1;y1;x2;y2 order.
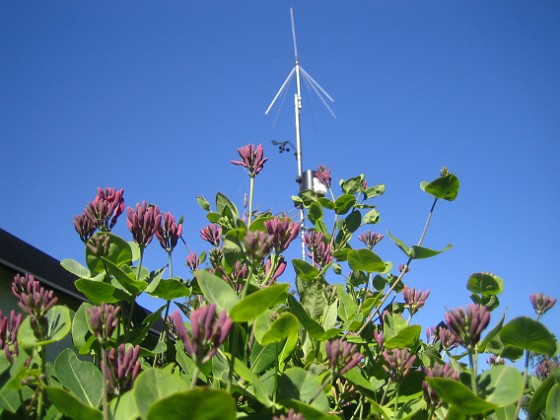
2;1;559;343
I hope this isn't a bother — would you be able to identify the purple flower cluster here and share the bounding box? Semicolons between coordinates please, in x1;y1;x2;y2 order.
186;252;201;272
243;230;274;263
264;217;300;253
102;344;141;394
231;144;268;177
200;224;222;247
535;357;559;381
88;304;120;344
74;188;125;240
171;304;232;365
422;363;459;408
127;201;162;248
325;339;363;375
303;231;333;267
12;274;58;339
382;348;417;381
0;310;22;364
265;256;287;285
156;212;183;253
357;231;383;249
402;286;430;316
315;165;332;189
444;304;490;350
529;293;557;317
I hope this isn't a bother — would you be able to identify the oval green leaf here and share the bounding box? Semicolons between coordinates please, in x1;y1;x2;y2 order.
195;270;239;313
45;387;103;420
19;305;71;349
230;283;290;322
478;365;524;407
147;278;191;300
260;313;300;345
75;279;131;304
467;272;504;297
426;378;497;414
347;249;386;273
134;368;189;420
147;388;237;420
384;325;422;349
420;173;460;201
501;317;557;356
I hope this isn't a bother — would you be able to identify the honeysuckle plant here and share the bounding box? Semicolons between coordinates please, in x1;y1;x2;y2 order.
0;145;558;420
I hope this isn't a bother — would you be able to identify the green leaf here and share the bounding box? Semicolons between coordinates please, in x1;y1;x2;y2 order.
347;249;386;273
384;325;421;349
147;278;191;300
363;208;380;224
501;317;557;356
279;367;329;411
409;244;452;259
102;257;147;296
387;231;411;256
19;305;71;348
260;313;299;345
86;232;133;273
216;192;238;215
317;197;335;210
308;202;323;223
61;258;91;278
334;194;357;215
420;173;460;201
134;368;189;420
196;195;211;211
72;302;93;353
222;237;244;270
287;294;325;339
467;272;504;297
233;357;273;407
292;259;320;281
364;184;385;199
529;375;556;419
344;210;362;232
75;278;131;304
250;341;279;374
340;175;364;194
545;383;560;420
427;378;497;414
230;283;290;322
44;387;103;420
383;313;408;340
195;270;239;312
54;349;103;407
478;365;524;407
108;389;139;420
336;284;358;323
146;388;236;420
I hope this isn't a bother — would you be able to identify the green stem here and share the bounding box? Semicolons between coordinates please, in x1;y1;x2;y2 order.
355;198;439;337
468;350;478;395
191;366;200;389
154;251;174;367
227;325;239;393
247;176;255;226
35;348;46;420
393;384;399;420
514;349;531;419
128;248;144;331
101;347;109;420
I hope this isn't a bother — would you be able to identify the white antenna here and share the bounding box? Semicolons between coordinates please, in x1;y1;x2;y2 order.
266;8;335;259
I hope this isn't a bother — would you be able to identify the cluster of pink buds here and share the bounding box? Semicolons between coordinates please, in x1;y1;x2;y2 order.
243;230;273;263
186;252;201;272
102;344;141;394
444;304;490;350
171;304;232;366
529;293;557;317
402;286;430;316
88;304;120;345
315;165;332;189
357;231;383;249
264;217;300;253
200;224;222;247
304;231;333;267
0;310;22;364
325;339;363;376
382;348;417;381
422;362;459;408
265;256;286;285
127;201;162;248
218;261;249;290
12;274;57;339
156;212;183;253
535;357;559;381
77;187;125;237
231;144;268;177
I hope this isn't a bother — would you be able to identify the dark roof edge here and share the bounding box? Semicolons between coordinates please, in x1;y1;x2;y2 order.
0;228;85;302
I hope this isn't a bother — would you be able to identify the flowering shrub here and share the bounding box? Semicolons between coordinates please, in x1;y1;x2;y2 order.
0;145;558;420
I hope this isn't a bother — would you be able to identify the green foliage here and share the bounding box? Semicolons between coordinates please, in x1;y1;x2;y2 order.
5;163;557;419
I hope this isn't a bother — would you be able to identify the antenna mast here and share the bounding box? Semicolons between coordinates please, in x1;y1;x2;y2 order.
266;8;335;259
